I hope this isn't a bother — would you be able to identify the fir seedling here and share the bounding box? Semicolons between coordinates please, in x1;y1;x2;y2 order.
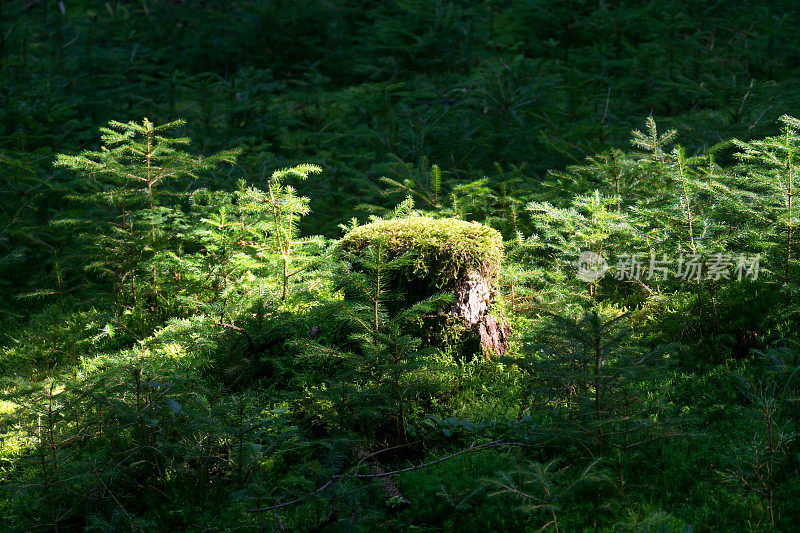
264;164;323;301
526;190;636;300
515;308;671;463
733;115;800;285
487;459;598;533
55;118;240;210
300;244;451;441
630;116;677;164
381;161;444;210
54;119;240;316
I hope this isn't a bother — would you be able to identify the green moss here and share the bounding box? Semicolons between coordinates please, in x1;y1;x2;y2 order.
339;217;503;284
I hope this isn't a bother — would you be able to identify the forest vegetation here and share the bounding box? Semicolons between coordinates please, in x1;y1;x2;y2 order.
3;1;800;531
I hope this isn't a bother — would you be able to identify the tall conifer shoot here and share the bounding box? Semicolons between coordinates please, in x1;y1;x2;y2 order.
55;118;240;310
265;164;322;301
733;115;800;285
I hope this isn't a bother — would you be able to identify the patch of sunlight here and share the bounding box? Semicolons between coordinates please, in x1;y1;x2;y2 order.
0;399;33;476
158;342;187;359
0;399;17;415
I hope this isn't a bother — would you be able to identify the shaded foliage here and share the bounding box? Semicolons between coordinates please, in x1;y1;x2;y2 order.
4;2;800;532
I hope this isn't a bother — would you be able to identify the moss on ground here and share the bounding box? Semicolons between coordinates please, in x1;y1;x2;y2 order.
338;217;503;284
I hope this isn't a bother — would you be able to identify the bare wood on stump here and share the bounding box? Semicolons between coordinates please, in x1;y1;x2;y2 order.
451;271;491;326
479;315;511;358
450;270;510;357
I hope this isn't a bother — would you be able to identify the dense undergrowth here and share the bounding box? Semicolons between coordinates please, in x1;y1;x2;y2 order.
3;1;800;531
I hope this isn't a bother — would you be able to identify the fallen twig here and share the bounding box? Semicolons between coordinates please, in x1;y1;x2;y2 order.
247;439;534;513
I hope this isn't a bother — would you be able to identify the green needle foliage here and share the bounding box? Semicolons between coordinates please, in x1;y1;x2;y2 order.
733;115;800;285
526;190;636;301
265;164;323;301
53;119;240;317
516;308;672;459
7;113;800;531
54;118;240;209
7;2;800;527
299;244;451;442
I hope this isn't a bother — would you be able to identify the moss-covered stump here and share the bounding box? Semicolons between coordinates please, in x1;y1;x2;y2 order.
339;216;510;357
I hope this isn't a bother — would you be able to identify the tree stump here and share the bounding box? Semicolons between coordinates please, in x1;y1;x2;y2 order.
339;216;510;357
